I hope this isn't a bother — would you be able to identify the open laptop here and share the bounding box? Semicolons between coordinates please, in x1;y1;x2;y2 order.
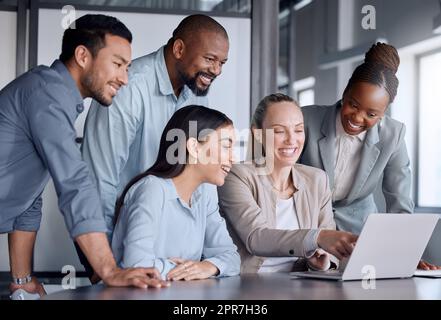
291;213;439;281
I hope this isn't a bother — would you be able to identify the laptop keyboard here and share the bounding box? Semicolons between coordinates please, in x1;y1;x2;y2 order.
308;269;343;275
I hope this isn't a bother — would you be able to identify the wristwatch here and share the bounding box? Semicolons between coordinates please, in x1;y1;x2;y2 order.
12;275;32;285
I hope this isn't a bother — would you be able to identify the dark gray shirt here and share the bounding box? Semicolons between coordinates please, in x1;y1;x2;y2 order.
0;60;107;238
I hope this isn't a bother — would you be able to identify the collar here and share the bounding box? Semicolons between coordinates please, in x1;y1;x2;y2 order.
320;102;339;138
155;47;174;96
50;60;83;109
257;162;305;193
164;178;179;200
154;46;192;100
164;178;203;206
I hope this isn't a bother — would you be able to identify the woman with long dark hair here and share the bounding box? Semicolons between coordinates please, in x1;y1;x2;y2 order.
112;105;240;280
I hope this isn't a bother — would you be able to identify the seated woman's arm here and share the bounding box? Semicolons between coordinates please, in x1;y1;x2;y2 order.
202;184;240;277
116;180;177;279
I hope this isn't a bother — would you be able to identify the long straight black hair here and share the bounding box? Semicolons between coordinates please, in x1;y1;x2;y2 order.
114;105;233;222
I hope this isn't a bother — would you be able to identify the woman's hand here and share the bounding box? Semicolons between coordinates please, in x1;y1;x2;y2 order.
417;260;441;270
307;249;331;271
166;258;219;281
317;230;358;260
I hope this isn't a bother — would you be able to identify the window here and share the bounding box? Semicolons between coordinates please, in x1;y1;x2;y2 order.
417;50;441;208
278;0;315;97
278;4;290;93
294;76;315;106
297;88;314;106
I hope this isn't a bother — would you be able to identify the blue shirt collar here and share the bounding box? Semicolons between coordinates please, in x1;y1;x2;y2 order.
164;178;203;207
154;46;192;100
50;60;84;108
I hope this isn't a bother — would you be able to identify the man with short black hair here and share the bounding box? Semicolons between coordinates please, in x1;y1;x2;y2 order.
0;14;168;300
82;14;230;241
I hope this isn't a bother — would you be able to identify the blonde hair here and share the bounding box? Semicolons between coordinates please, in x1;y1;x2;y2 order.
248;93;299;163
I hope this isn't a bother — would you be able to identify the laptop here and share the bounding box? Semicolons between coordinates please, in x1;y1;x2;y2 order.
291;213;439;281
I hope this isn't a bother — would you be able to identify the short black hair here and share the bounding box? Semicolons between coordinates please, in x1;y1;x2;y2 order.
168;14;228;45
59;14;132;63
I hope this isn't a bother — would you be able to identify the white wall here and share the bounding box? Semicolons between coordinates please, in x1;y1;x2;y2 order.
0;12;16;90
0;11;17;272
35;9;251;271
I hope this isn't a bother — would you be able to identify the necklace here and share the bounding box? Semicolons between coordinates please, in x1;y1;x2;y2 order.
269;176;293;193
272;183;292;193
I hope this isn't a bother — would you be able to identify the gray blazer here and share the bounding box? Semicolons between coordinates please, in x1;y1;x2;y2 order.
299;102;414;234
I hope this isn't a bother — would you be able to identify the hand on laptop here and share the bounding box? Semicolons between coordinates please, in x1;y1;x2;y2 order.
418;260;441;270
307;249;331;271
316;230;358;260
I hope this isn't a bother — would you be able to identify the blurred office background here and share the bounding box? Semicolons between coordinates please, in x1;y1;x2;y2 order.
0;0;440;279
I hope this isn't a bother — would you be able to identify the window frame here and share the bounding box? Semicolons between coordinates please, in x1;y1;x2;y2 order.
414;47;441;213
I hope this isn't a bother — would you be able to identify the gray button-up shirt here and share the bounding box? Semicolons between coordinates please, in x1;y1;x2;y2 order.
111;175;240;279
0;60;107;238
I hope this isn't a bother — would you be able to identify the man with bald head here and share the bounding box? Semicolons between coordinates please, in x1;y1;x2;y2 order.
81;15;229;275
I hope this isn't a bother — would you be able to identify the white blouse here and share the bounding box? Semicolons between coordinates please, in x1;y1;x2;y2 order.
259;197;300;273
333;111;367;201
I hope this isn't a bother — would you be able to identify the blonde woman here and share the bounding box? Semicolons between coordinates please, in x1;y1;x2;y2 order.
218;94;357;273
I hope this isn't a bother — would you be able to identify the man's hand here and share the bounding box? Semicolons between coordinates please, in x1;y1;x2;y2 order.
102;267;170;289
317;230;358;260
76;232;170;289
166;258;219;281
9;276;46;297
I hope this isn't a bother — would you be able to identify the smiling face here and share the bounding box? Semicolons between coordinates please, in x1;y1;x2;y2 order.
176;31;229;96
341;81;390;135
194;124;235;186
81;34;132;106
260;101;305;169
